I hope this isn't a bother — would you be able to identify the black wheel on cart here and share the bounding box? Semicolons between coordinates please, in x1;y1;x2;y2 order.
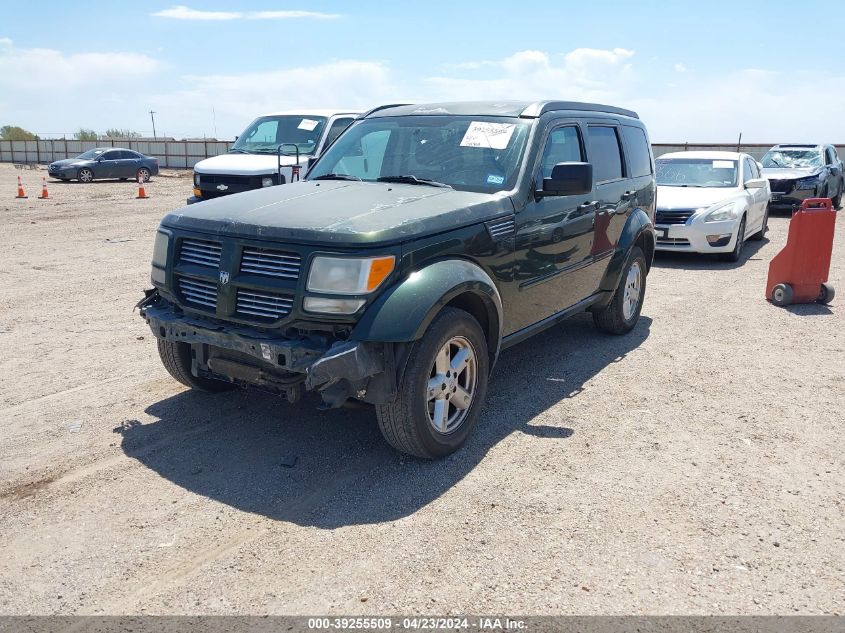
771;283;794;307
817;283;835;305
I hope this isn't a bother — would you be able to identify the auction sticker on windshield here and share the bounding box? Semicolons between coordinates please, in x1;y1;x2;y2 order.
460;122;516;149
713;160;734;169
298;119;319;131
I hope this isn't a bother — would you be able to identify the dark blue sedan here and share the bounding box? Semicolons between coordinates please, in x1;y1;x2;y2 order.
48;148;160;183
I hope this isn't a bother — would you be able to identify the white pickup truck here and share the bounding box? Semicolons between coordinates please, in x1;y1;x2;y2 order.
188;110;359;204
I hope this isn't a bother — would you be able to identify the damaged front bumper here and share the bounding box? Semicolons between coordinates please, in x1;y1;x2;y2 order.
138;290;395;407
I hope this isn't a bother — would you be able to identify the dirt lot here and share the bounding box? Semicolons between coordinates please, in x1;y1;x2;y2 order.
0;163;842;615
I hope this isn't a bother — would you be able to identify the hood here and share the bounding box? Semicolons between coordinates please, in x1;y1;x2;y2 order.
50;158;87;168
161;180;512;246
193;152;304;176
656;185;743;210
762;167;820;180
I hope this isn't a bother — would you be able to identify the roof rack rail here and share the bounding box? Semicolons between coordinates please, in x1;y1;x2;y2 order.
361;103;414;118
521;101;639;119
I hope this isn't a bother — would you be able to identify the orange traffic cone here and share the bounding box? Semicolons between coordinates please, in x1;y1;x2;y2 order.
136;173;149;199
16;175;27;199
37;177;49;199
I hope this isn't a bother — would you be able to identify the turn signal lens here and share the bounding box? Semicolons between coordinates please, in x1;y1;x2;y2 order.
366;256;396;292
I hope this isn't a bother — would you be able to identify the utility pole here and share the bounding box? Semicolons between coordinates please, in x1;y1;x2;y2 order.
149;110;157;140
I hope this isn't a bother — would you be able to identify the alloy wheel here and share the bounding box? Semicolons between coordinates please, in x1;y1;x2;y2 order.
426;336;477;435
622;260;642;321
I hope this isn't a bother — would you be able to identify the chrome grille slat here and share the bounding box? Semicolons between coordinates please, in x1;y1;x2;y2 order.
236;289;293;320
240;247;301;280
178;276;218;309
180;238;222;268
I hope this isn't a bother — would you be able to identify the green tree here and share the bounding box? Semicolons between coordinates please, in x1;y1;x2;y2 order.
0;125;39;140
104;128;141;139
74;128;98;141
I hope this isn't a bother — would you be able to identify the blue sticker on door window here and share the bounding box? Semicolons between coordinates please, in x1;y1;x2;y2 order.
486;174;505;185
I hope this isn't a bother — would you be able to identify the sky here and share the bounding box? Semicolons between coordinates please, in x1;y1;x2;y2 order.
1;0;843;142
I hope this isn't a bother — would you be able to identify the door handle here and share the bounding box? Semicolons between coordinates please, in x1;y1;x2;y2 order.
578;200;599;211
621;190;636;201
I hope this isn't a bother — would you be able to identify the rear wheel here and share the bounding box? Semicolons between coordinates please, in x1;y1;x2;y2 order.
375;307;489;459
771;283;793;307
137;167;151;182
592;246;646;335
77;168;94;183
157;339;234;392
817;283;835;305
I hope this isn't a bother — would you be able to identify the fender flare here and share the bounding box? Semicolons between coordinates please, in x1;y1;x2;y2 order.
598;208;655;297
352;258;504;363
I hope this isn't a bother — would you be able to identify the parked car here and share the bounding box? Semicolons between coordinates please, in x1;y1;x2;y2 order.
761;144;843;209
188;110;360;204
139;100;656;458
48;148;159;183
654;151;770;261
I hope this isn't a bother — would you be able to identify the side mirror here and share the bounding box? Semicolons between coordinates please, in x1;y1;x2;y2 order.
234;135;238;142
541;162;593;196
745;178;767;190
307;156;319;169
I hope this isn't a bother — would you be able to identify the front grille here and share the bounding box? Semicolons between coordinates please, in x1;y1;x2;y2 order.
769;179;794;193
236;289;294;320
657;237;690;246
240;247;301;280
178;276;218;309
200;174;253;186
179;238;222;268
655;209;696;225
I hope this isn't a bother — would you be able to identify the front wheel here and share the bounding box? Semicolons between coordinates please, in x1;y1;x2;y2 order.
592;246;646;335
375;307;489;459
157;339;235;392
750;207;768;241
77;168;94;183
720;216;746;262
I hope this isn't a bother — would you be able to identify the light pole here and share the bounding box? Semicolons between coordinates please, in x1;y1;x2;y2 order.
149;110;157;140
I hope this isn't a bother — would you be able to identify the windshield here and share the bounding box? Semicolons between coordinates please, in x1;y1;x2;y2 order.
761;149;822;169
231;115;328;155
307;115;531;193
655;158;738;188
77;149;106;160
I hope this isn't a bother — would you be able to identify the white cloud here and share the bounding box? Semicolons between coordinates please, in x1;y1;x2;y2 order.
152;5;340;20
674;63;687;72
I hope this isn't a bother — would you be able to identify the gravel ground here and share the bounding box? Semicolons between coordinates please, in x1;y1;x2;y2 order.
0;163;842;615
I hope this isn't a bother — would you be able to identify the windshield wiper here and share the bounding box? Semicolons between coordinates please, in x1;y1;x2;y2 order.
377;175;453;189
312;173;362;181
228;148;250;154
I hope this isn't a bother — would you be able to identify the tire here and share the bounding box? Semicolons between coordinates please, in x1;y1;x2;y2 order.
750;207;768;241
771;283;793;307
375;307;489;459
551;228;564;243
720;215;746;262
592;246;646;335
817;283;835;305
157;339;234;392
137;168;151;182
77;168;94;183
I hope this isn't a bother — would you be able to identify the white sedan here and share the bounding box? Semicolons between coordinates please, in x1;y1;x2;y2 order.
654;151;771;262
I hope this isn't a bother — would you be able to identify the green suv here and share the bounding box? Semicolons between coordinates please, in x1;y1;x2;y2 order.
139;101;656;458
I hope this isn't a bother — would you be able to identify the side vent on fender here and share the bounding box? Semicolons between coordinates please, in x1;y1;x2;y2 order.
486;217;516;239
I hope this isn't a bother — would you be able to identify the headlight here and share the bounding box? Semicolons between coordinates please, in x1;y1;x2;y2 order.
152;230;170;267
261;177;274;187
307;255;395;295
703;201;741;223
796;176;819;191
193;172;200;186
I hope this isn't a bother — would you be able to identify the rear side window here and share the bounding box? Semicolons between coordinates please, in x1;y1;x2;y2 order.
587;126;624;183
101;150;120;160
826;147;837;165
621;126;652;178
118;150;136;159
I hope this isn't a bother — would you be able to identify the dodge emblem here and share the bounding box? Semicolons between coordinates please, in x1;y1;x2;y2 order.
219;271;230;285
216;184;229;191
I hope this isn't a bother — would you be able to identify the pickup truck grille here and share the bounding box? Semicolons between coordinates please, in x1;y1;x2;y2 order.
179;238;222;268
236;289;294;320
655;209;695;225
240;247;301;280
178;276;218;310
